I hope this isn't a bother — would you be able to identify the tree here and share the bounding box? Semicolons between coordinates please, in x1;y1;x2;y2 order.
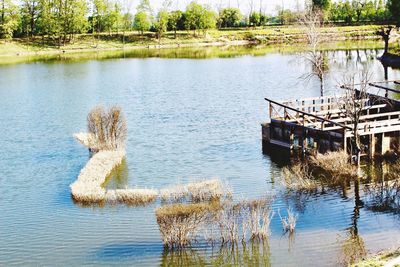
185;2;216;36
312;0;331;11
0;0;19;39
376;26;393;55
218;8;242;28
249;11;261;26
201;8;216;34
279;9;296;25
387;0;400;27
352;0;365;22
137;0;152;15
36;0;59;40
20;0;39;37
339;70;372;166
92;0;121;34
134;11;150;35
154;10;168;41
300;10;329;96
167;10;184;38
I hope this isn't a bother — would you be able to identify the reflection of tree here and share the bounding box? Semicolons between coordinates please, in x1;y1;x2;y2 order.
160;240;271;267
364;162;400;214
338;180;366;266
160;248;206;266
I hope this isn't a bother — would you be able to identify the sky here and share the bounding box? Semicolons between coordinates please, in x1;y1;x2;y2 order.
124;0;307;15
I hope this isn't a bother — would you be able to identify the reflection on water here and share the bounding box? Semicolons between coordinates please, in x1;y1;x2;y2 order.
337;180;367;266
1;44;400;266
161;240;271;267
1;39;397;66
364;162;400;215
104;159;129;189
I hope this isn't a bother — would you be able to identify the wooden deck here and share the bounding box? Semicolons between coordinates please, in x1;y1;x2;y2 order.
262;81;400;158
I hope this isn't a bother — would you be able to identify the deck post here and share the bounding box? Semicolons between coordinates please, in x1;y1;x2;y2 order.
369;133;375;159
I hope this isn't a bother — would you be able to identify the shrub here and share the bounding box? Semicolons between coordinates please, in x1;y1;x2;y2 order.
310;150;358;178
155;203;218;249
105;188;158;205
282;163;319;191
160;179;230;203
86;105;127;151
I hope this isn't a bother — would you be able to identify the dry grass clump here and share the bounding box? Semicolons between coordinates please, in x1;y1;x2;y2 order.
187;179;227;202
156;203;219;249
86;105;127;151
310;150;358;178
210;197;274;245
70;150;126;203
70;186;106;203
155;196;275;250
160;184;189;203
279;208;298;233
282;163;319;191
105;188;158;205
160;179;230;203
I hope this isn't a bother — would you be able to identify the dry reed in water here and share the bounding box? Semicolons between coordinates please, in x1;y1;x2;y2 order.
241;198;274;240
206;197;274;245
279;208;298;233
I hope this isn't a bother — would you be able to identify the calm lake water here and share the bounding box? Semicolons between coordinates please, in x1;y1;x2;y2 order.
1;43;400;266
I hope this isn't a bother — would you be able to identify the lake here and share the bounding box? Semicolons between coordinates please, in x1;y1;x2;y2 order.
0;42;400;266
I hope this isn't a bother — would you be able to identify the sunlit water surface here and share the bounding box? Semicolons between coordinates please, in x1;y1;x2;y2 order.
0;45;400;266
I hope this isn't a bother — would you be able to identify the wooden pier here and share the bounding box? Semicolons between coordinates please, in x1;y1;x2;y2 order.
262;81;400;158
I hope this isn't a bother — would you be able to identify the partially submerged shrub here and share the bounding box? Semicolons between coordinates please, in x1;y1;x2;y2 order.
155;196;275;249
160;179;230;203
310;150;358;178
70;150;126;203
156;203;219;249
105;188;158;205
187;179;227;202
160;184;189;203
279;208;298;233
86;105;127;151
282;163;319;191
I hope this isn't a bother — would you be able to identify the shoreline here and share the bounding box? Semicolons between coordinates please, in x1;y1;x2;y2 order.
0;24;395;63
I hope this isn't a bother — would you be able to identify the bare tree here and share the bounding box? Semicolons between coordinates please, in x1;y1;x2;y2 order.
377;26;393;55
338;70;372;165
299;9;328;96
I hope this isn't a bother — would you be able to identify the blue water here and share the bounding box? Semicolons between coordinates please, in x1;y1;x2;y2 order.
0;47;399;266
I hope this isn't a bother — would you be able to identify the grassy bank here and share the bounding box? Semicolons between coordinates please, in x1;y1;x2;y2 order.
352;249;400;267
0;24;389;62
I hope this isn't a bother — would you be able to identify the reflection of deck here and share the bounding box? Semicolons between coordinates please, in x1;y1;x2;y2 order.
262;81;400;158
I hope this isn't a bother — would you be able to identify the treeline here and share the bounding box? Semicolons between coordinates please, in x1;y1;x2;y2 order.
0;0;398;44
